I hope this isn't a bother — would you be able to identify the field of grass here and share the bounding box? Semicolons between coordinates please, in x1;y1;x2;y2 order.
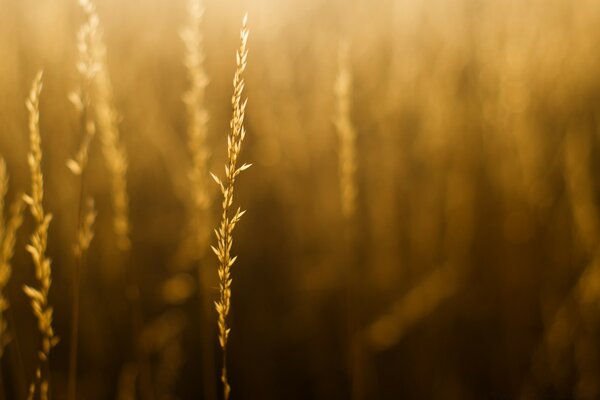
1;0;600;398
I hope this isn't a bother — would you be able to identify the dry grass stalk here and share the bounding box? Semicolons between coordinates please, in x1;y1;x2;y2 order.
95;71;130;252
334;42;357;219
211;14;250;400
79;0;130;252
0;159;25;358
334;41;365;399
180;2;217;398
69;0;100;261
67;196;95;400
66;5;101;398
67;0;100;177
175;0;212;267
74;198;96;260
73;6;150;397
182;0;211;218
22;71;58;400
79;3;155;397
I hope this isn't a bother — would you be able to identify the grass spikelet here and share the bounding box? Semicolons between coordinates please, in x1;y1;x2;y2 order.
74;5;151;396
334;42;357;219
212;13;250;400
79;0;130;252
182;0;211;216
181;2;217;398
179;0;213;264
22;71;58;400
74;198;96;260
67;5;101;398
0;158;25;358
67;0;100;177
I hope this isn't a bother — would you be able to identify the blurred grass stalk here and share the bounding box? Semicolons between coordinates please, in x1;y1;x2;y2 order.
0;159;25;399
180;0;217;398
66;2;100;398
333;40;367;400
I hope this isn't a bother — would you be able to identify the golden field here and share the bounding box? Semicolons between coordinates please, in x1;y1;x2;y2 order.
1;0;600;398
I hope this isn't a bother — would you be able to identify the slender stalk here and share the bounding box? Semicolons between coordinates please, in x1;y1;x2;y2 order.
67;186;95;400
333;41;364;400
67;251;81;400
67;168;85;400
199;272;217;400
211;14;250;400
334;42;357;221
67;6;100;397
75;3;148;397
130;258;153;400
180;2;217;398
23;71;57;400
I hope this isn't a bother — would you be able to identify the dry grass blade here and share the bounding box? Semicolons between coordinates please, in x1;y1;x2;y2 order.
22;71;58;400
212;13;250;400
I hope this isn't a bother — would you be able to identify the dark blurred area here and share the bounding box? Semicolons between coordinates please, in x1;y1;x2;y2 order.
1;0;600;399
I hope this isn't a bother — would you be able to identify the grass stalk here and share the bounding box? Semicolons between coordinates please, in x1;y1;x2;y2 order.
211;14;250;400
181;2;217;398
22;71;58;400
66;5;100;397
333;41;365;400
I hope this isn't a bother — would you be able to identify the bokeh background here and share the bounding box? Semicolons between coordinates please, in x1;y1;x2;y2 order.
2;0;600;398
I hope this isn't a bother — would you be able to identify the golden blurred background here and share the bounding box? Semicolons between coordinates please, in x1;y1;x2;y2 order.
1;0;600;398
